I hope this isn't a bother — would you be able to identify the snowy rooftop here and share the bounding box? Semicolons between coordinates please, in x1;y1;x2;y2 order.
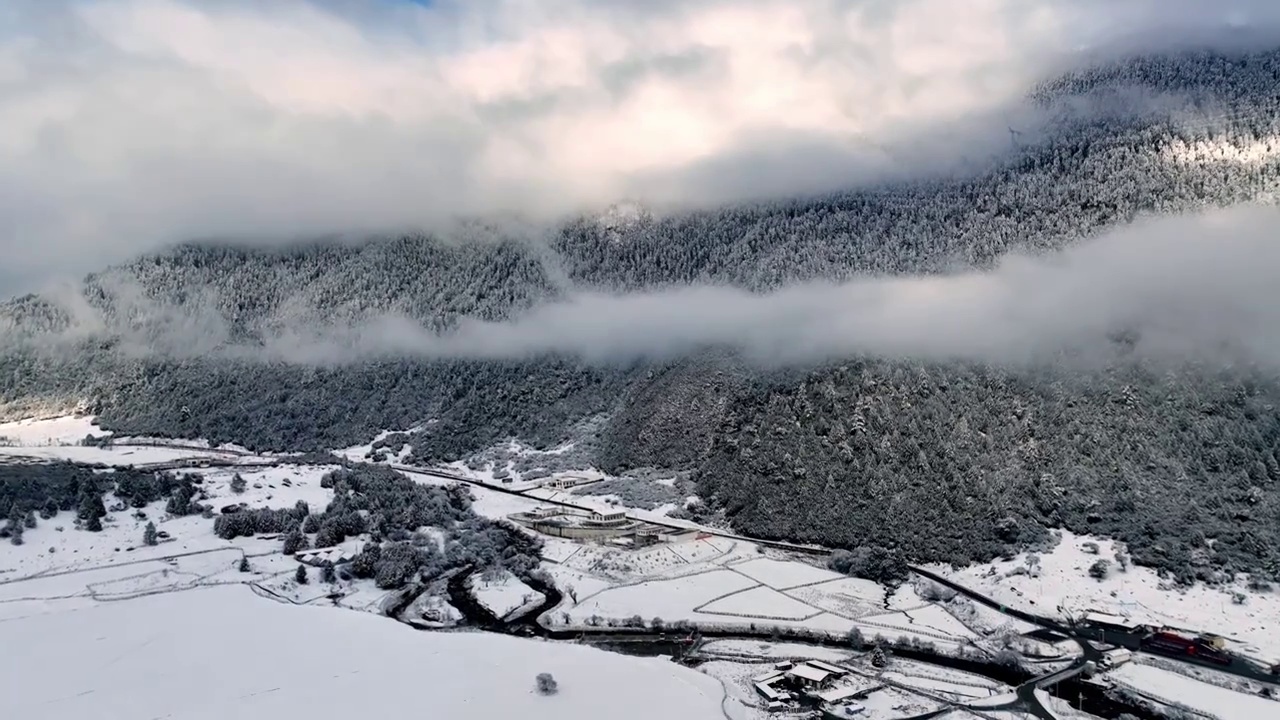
1083;611;1144;629
787;664;835;683
806;659;848;675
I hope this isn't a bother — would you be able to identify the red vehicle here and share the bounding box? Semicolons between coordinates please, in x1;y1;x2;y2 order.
1142;630;1232;665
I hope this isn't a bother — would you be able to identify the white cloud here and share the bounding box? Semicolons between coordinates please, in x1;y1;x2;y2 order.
1;0;1277;289
269;205;1280;369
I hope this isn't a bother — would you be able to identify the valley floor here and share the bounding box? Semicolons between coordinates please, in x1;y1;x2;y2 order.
4;415;1279;720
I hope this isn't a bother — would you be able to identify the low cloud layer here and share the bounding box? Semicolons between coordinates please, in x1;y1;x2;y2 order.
253;205;1280;369
4;0;1280;290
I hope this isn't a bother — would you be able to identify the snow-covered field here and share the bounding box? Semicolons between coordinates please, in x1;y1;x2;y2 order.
1111;662;1279;720
470;570;545;620
930;530;1280;664
1;585;734;720
1;464;338;581
0;415;105;445
731;557;845;589
855;686;946;718
698;638;855;663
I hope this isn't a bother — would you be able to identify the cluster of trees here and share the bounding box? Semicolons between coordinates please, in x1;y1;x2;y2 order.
3;47;1280;581
213;501;311;540
0;461;204;535
211;464;543;590
828;546;911;586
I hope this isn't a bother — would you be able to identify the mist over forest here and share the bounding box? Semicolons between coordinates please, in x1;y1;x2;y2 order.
4;3;1280;585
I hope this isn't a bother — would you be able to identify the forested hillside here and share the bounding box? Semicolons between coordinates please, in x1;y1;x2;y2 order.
3;47;1280;583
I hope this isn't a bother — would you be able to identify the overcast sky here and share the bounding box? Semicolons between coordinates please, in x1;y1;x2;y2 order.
1;0;1278;291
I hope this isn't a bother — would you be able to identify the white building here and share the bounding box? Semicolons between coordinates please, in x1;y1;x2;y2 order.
587;510;628;526
544;475;594;490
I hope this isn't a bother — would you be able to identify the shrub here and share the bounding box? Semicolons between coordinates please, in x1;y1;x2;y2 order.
535;673;558;696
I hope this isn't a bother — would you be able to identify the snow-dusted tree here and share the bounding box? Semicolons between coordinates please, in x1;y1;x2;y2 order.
41;497;58;519
870;646;888;668
295;564;309;584
230;473;246;494
24;509;37;529
535;673;558;696
237;557;251;573
321;561;337;584
846;627;865;648
282;529;308;556
143;521;158;546
165;487;190;516
85;514;103;532
301;514;320;534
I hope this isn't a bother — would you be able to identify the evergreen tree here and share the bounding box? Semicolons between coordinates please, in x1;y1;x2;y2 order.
230;473;246;494
870;646;888;669
301;513;320;534
10;526;22;546
143;521;158;546
321;561;337;584
165;487;191;516
282;529;307;555
238;557;251;572
77;478;106;521
295;564;308;584
85;514;103;532
24;509;36;529
40;497;58;519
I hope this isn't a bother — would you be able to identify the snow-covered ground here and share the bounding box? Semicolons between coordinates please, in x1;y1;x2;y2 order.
930;530;1280;664
696;661;792;720
698;639;856;663
854;685;946;718
731;557;845;589
0;414;104;445
0;464;339;581
1;585;734;720
0;442;243;465
544;542;978;651
24;421;1246;720
1111;662;1279;720
470;570;545;620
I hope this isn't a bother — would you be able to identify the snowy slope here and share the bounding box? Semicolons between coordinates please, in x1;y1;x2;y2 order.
1;586;732;720
930;531;1280;664
1111;663;1279;720
0;415;103;445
